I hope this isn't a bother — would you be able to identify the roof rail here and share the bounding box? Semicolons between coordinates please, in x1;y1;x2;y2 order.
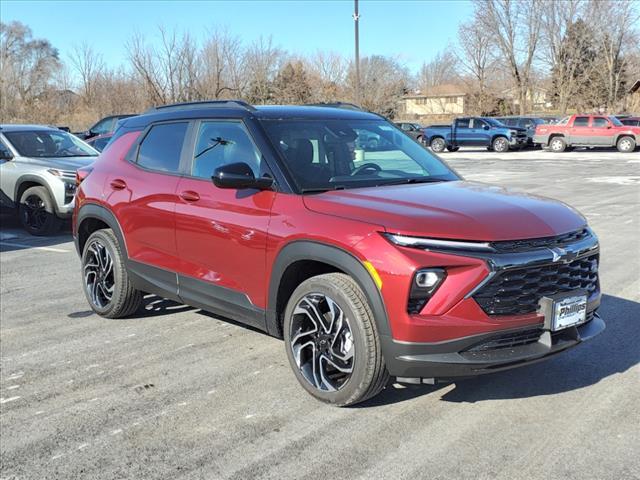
147;100;257;113
305;102;364;111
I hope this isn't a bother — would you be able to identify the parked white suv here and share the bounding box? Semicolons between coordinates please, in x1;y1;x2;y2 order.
0;125;98;235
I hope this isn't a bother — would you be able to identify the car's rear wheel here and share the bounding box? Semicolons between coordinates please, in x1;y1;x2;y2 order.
430;137;446;153
617;136;636;153
549;136;567;152
283;273;389;406
82;229;142;318
492;136;510;153
18;186;61;236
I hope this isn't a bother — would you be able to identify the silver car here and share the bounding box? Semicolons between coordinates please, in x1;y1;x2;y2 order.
0;125;99;235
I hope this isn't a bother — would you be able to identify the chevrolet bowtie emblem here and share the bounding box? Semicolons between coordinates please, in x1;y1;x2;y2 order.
549;247;567;262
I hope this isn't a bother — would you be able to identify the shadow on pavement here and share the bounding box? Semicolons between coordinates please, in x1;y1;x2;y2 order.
1;212;73;252
361;293;638;407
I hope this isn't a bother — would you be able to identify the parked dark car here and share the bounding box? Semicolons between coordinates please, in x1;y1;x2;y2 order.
424;117;528;152
73;100;604;406
85;133;113;152
620;117;640;127
395;122;425;143
495;116;548;146
74;114;135;140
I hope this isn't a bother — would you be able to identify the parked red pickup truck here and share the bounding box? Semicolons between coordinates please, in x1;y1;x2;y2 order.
534;114;639;152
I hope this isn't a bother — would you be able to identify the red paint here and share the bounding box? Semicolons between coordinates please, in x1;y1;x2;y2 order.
75;129;589;344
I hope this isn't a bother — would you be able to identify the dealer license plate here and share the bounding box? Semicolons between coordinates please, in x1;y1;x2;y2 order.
552;294;587;331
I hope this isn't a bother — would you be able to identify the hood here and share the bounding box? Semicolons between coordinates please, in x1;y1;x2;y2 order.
21;156;96;171
303;181;586;241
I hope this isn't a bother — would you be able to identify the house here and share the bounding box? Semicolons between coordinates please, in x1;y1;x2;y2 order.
501;86;550;111
398;84;467;118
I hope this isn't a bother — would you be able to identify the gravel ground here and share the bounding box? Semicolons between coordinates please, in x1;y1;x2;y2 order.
1;147;639;480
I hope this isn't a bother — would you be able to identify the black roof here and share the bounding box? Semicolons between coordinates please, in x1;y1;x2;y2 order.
122;101;380;129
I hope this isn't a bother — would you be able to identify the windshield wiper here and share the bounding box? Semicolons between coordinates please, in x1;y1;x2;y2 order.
194;137;233;159
378;177;447;186
300;185;346;194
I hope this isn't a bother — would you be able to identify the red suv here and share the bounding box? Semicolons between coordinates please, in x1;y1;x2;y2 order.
73;101;604;406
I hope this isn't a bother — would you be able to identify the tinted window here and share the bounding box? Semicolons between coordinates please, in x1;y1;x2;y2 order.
91;136;111;152
261;118;458;192
91;118;114;135
0;140;12;159
4;130;97;158
191;121;261;179
455;118;471;129
573;116;589;127
137;122;188;173
622;119;640;126
592;117;609;128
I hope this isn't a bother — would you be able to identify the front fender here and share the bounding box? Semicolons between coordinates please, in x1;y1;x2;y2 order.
266;240;391;339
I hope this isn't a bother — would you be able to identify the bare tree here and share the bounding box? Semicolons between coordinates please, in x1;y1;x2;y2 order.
456;17;496;113
475;0;543;114
587;0;639;110
126;26;200;106
348;55;409;116
0;21;61;120
539;0;585;113
199;29;244;99
244;36;285;104
306;51;347;102
418;50;458;92
69;42;104;106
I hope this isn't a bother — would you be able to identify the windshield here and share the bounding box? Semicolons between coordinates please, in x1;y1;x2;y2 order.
484;118;508;127
608;116;623;126
4;130;98;158
260;118;459;192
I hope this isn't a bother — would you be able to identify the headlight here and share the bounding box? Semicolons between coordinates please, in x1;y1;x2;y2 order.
408;268;446;313
383;233;494;252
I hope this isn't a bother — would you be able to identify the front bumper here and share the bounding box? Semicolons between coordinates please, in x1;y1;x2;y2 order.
383;313;605;382
509;136;528;147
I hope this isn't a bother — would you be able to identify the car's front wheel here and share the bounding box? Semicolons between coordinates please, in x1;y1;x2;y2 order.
430;137;446;153
617;136;636;153
18;186;61;236
82;229;143;318
492;136;510;153
283;273;389;406
549;136;567;152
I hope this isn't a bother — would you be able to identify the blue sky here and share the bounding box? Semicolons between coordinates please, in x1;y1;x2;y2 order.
1;0;474;73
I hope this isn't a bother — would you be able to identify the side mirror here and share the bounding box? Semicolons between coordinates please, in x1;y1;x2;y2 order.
212;162;273;190
484;125;490;130
0;152;13;161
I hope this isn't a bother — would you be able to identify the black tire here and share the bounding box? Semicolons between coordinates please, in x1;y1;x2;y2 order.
430;137;446;153
548;136;567;152
81;229;143;318
447;146;460;152
283;273;389;406
18;186;61;236
492;136;510;153
616;136;636;153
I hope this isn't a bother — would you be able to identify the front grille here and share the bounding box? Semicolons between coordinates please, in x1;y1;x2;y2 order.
473;254;599;315
491;228;590;253
465;328;543;352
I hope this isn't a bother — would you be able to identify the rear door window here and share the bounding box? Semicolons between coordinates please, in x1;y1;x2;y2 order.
137;122;188;173
455;118;471;129
573;116;589;127
592;117;609;128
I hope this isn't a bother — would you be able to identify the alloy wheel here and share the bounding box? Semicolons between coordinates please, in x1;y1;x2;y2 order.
289;293;354;392
83;240;115;309
619;138;632;152
494;138;509;152
22;194;48;231
551;139;564;151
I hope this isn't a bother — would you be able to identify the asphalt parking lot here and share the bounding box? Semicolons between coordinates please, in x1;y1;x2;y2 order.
1;148;639;480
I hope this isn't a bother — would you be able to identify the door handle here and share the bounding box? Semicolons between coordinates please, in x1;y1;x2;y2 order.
110;179;127;190
179;190;200;202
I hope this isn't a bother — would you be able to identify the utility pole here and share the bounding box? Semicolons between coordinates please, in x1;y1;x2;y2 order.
353;0;360;104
